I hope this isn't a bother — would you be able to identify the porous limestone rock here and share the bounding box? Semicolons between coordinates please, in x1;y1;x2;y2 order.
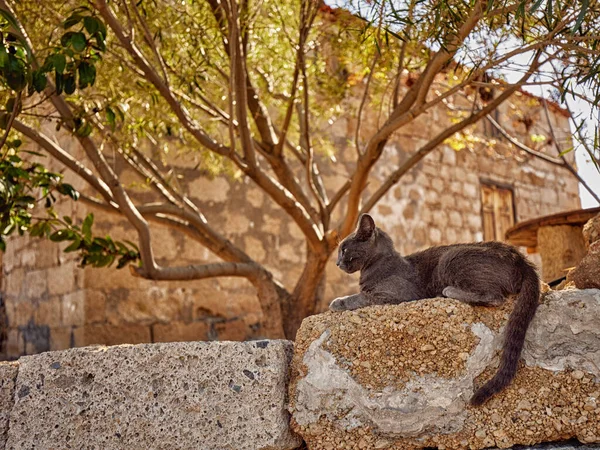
289;291;600;450
568;240;600;290
0;362;18;450
582;213;600;249
567;214;600;289
6;340;301;450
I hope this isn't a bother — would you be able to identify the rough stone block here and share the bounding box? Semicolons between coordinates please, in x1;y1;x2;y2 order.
290;291;600;449
49;327;72;351
0;362;18;450
4;329;23;358
6;340;300;450
83;289;106;324
24;269;47;299
34;296;62;327
47;263;77;297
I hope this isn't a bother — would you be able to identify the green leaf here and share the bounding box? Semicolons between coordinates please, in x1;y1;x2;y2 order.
558;146;574;157
0;9;20;34
29;222;45;237
75;121;92;137
8;139;21;149
83;16;100;35
60;31;76;48
52;54;66;74
49;230;70;242
32;69;47;92
0;47;8;69
572;0;589;35
63;13;82;29
5;97;19;113
124;240;139;251
5;55;27;91
78;61;96;88
70;32;87;52
54;72;64;95
64;73;76;95
105;106;116;128
64;236;81;252
82;213;94;242
56;183;80;200
0;238;5;252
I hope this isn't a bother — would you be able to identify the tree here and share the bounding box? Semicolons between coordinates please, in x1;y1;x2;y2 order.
1;0;599;338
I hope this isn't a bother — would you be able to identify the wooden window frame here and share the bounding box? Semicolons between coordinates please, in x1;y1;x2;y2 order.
479;179;517;241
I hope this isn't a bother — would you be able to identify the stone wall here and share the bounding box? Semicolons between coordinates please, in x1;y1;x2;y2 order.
0;85;581;360
1;290;600;450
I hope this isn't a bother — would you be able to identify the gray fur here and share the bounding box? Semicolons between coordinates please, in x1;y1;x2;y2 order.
330;214;540;405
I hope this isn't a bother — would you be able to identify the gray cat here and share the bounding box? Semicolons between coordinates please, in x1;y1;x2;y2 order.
329;214;540;406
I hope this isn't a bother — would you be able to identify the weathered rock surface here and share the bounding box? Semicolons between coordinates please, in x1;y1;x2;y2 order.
0;363;18;450
567;214;600;289
582;213;600;249
6;340;301;450
289;290;600;449
568;240;600;290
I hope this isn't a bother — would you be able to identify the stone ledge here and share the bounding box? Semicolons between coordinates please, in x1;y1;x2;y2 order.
5;340;300;450
290;290;600;449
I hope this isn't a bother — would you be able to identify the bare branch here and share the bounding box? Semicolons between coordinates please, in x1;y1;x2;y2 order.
129;0;169;83
96;0;323;248
483;115;562;165
359;52;544;219
355;52;380;156
540;96;600;204
0;92;21;157
12;120;115;206
95;0;233;158
132;260;263;281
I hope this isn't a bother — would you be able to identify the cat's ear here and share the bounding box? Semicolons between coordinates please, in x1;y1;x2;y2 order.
355;214;376;241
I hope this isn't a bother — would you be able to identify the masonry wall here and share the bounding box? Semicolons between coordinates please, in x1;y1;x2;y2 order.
0;87;581;360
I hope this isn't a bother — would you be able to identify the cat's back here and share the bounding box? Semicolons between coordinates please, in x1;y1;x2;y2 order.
407;241;522;261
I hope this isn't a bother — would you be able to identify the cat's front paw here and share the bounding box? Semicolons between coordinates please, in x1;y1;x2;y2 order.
442;286;459;298
329;297;348;312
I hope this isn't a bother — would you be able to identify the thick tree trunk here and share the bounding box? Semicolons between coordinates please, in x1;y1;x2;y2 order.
250;270;288;339
282;249;331;339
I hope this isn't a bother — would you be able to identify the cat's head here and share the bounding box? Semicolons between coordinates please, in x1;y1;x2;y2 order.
336;214;378;273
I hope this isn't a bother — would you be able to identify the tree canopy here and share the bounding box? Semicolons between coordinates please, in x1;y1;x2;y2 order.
1;0;599;337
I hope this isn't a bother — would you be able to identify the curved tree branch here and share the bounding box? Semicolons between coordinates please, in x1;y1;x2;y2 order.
358;53;544;221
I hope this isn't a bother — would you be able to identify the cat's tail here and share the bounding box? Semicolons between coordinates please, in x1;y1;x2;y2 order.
470;259;540;406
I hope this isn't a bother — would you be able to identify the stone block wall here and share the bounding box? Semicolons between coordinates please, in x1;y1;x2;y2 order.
0;84;581;359
1;340;300;450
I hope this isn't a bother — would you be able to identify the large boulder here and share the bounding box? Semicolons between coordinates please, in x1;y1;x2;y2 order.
289;290;600;449
6;340;301;450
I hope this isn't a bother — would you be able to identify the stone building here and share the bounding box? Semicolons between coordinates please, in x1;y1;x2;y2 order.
0;80;581;360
